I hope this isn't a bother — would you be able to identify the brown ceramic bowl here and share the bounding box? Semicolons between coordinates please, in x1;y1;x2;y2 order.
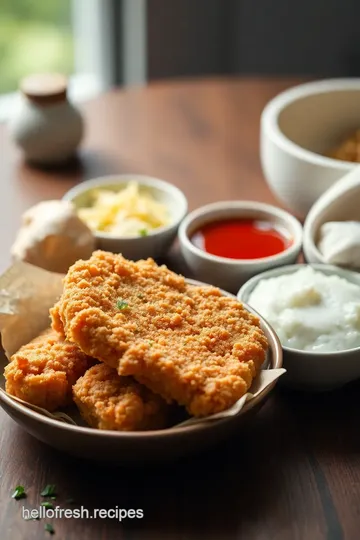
0;280;282;463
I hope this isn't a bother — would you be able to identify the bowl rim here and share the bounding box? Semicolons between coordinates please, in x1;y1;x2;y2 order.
303;220;327;263
178;200;303;265
238;262;360;357
62;174;188;240
261;78;360;169
0;278;282;439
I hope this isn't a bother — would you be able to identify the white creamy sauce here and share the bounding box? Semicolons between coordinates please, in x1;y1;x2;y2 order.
318;221;360;268
248;267;360;352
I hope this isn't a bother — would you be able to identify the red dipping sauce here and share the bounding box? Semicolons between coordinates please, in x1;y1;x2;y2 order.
191;219;292;260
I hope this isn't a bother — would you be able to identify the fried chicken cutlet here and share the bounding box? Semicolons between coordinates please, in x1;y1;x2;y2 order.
5;328;95;411
73;363;170;431
51;251;268;417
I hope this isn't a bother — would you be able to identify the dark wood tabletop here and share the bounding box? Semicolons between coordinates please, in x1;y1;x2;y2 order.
1;77;359;540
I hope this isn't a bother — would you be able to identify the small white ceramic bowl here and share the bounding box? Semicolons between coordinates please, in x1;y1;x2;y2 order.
63;174;188;260
261;79;360;219
238;264;360;391
303;166;360;265
178;201;303;293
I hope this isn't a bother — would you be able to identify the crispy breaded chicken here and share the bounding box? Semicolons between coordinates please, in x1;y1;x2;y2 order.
4;328;95;411
51;251;268;417
73;363;170;431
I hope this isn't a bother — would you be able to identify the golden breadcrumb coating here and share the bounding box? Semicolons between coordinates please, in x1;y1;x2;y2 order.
73;363;170;431
51;251;268;417
4;328;95;412
51;302;65;338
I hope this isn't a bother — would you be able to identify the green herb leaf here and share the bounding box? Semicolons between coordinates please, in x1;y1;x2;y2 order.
137;294;144;299
50;496;57;500
12;485;26;500
116;299;129;310
148;341;153;347
139;228;148;237
45;523;55;535
41;485;56;498
41;501;54;509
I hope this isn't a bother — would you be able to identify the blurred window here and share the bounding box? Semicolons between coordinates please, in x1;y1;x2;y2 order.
0;0;115;120
0;0;74;94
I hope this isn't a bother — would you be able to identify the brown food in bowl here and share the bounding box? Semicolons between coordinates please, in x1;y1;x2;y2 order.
327;130;360;162
73;363;170;431
51;250;268;417
4;328;95;412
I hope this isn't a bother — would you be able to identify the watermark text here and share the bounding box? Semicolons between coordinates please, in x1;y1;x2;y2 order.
22;506;143;521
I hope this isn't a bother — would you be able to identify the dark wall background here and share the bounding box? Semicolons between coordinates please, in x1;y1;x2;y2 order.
147;0;232;79
147;0;360;80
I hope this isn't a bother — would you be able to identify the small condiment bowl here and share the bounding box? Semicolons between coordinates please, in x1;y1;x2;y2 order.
261;79;360;219
63;174;188;260
238;264;360;391
178;201;302;293
303;165;360;265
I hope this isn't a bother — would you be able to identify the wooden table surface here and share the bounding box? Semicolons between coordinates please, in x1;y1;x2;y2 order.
1;77;360;540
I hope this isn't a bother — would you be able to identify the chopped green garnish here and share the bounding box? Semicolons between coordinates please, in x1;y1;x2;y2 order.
41;485;56;498
50;496;57;500
45;523;55;535
12;485;26;500
116;299;129;310
139;228;148;237
66;497;75;504
137;294;144;299
148;341;153;347
41;501;54;509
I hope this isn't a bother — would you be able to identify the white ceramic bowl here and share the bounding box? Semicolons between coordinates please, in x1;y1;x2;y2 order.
178;201;303;293
63;174;188;260
261;79;360;219
238;264;360;391
303;166;360;265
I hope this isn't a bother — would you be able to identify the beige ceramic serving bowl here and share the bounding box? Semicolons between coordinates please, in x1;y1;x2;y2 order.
0;280;282;464
178;201;302;293
261;79;360;219
238;264;360;391
63;174;188;260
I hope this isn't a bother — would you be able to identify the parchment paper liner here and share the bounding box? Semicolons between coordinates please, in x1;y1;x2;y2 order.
0;262;285;430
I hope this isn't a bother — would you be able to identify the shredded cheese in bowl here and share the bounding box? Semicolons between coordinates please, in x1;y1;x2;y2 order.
77;182;171;237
